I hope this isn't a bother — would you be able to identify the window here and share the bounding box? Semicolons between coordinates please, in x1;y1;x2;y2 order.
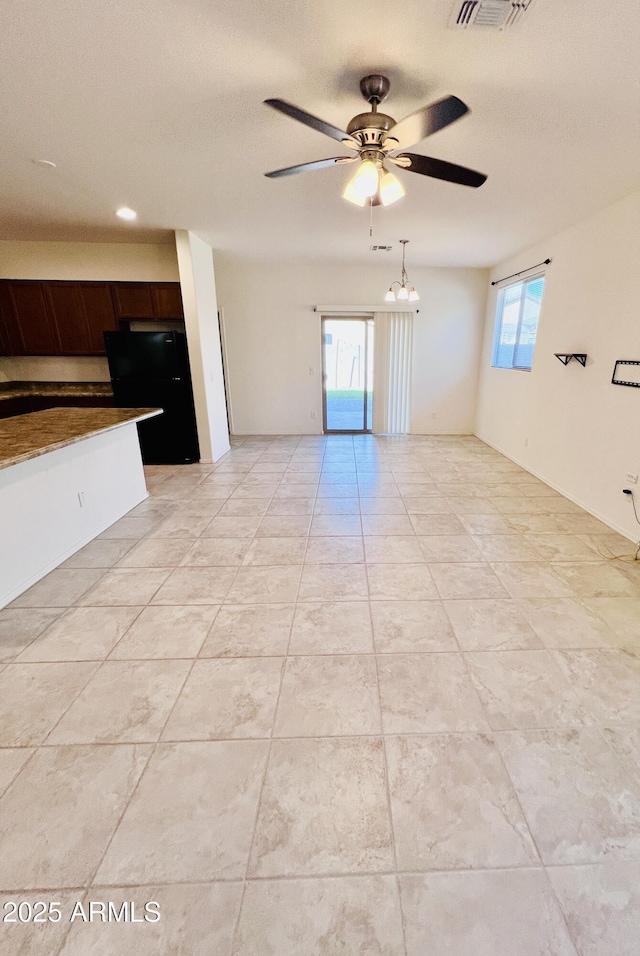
492;274;545;370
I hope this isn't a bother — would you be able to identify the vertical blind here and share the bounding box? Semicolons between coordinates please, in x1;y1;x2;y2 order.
373;311;413;434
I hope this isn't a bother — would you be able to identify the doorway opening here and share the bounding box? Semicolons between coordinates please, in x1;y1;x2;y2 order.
321;317;374;433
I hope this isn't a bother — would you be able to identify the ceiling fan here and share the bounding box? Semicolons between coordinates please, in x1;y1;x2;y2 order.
264;74;487;207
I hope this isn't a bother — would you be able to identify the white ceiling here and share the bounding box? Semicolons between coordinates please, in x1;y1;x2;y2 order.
1;0;639;267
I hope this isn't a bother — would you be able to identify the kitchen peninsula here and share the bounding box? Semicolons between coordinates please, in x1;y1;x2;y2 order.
0;406;161;608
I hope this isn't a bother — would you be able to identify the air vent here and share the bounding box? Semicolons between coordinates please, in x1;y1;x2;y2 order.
370;245;393;252
449;0;535;29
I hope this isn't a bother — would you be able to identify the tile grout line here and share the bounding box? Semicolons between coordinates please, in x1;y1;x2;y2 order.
223;433;279;952
231;433;309;953
363;440;409;956
64;439;283;917
69;444;275;900
538;863;584;956
0;858;631;899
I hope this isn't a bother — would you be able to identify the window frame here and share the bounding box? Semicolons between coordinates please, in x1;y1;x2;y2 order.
491;272;546;372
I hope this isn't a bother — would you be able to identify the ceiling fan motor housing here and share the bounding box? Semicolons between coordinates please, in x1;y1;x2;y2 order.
346;111;396;148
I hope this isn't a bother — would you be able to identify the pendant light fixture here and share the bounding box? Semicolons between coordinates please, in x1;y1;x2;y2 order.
385;240;420;302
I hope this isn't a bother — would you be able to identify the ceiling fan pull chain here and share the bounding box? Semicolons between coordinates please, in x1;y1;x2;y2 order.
369;198;373;238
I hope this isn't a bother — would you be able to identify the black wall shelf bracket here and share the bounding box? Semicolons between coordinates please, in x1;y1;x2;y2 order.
555;353;587;367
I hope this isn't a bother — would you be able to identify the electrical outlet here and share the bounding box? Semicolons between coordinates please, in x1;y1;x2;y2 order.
626;473;638;484
310;411;316;419
308;367;315;375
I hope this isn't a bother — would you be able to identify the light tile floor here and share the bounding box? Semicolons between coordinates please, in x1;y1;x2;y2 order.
1;433;640;955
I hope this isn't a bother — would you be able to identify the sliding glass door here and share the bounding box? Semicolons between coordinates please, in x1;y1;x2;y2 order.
322;317;374;433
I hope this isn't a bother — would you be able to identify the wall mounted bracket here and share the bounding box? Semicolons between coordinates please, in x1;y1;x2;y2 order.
612;360;640;387
554;353;587;367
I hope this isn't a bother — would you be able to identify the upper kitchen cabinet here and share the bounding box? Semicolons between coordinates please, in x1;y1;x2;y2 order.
0;282;12;356
79;283;119;353
111;282;155;319
45;282;120;355
152;283;184;319
111;282;184;321
0;280;183;355
45;282;91;355
5;281;58;355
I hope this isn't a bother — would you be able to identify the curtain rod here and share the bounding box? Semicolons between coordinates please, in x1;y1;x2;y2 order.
314;305;418;314
491;258;551;287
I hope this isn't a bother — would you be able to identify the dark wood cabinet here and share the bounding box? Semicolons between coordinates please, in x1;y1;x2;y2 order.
0;282;12;356
112;281;184;321
111;283;155;319
0;280;183;356
45;283;91;355
152;283;184;319
7;281;58;355
27;395;115;412
0;397;32;419
79;283;119;353
0;394;115;420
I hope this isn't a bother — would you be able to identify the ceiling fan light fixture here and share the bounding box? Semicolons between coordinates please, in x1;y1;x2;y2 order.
342;177;367;207
379;169;405;206
349;159;380;199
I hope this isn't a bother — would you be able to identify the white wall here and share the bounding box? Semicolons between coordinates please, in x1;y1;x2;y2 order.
214;256;488;435
175;231;230;463
0;240;179;382
475;189;640;541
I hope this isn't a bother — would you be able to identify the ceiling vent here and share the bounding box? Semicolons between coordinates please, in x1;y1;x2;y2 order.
370;244;393;252
449;0;535;29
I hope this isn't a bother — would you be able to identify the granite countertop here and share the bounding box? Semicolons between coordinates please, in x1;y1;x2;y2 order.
0;381;113;401
0;407;162;471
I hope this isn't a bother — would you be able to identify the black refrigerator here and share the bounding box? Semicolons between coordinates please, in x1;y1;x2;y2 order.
104;331;200;464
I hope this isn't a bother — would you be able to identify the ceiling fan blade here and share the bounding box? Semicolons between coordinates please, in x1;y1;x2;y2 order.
265;156;357;178
264;99;360;149
383;95;469;150
391;152;487;188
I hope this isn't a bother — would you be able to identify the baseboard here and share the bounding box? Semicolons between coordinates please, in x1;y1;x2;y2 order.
475;431;638;544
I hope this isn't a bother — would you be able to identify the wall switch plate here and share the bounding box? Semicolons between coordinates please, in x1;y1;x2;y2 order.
308;367;314;375
310;411;316;419
626;473;638;484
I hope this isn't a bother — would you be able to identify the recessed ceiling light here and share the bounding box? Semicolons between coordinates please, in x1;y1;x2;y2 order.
116;207;137;221
31;159;56;168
